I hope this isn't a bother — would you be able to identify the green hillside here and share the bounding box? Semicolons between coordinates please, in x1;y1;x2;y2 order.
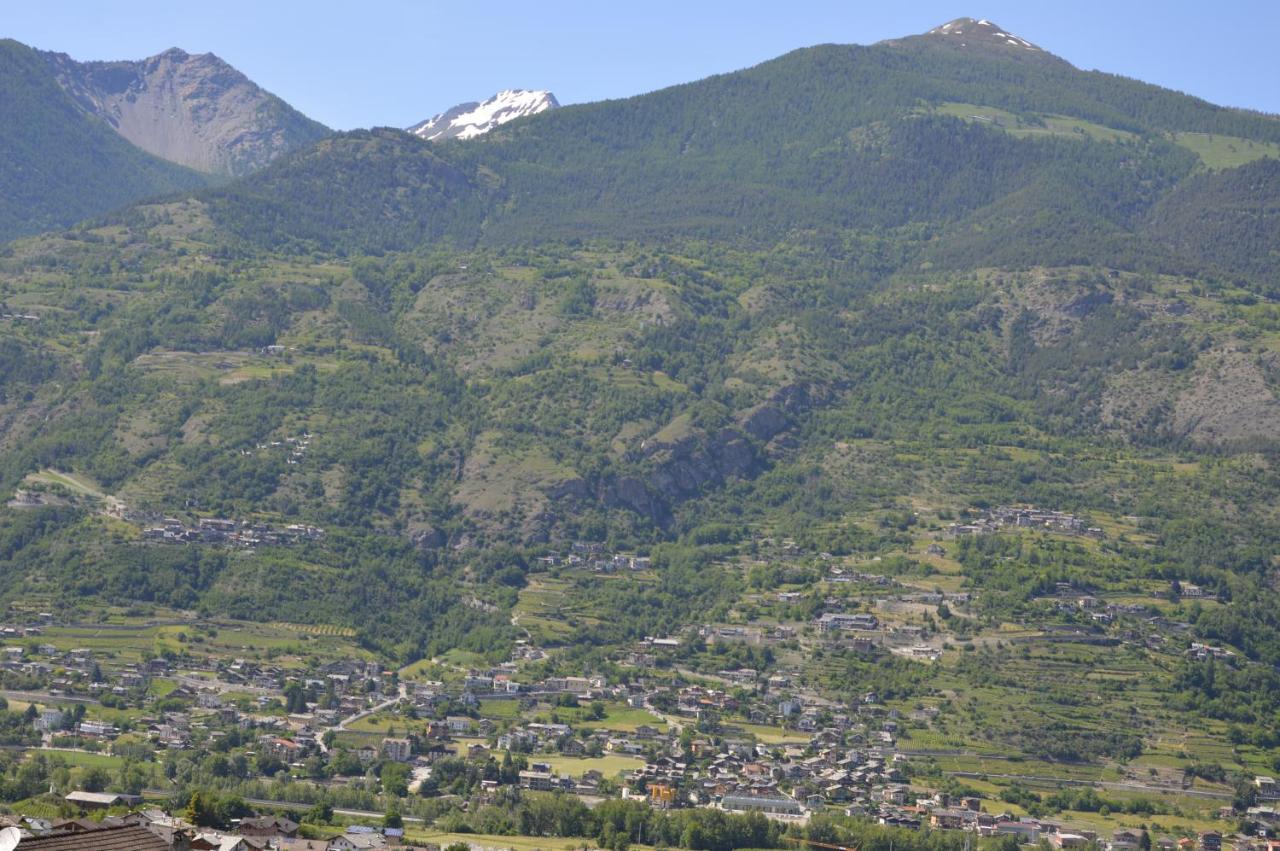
2;17;1280;790
0;39;211;242
198;26;1280;277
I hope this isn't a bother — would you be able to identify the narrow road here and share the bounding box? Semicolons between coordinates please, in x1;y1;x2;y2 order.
336;695;401;732
317;683;407;754
644;704;684;735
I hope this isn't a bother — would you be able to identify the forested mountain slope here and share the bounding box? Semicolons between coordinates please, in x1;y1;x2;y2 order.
43;45;330;175
1;19;1279;679
0;38;330;243
201;18;1280;275
0;39;209;242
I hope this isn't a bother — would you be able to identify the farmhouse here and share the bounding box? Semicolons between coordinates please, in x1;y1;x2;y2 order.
63;791;144;809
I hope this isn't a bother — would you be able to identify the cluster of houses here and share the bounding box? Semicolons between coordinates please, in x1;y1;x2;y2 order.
946;506;1104;539
16;652;404;759
382;698;907;818
3;629;1273;851
826;567;896;586
241;432;314;466
653;725;903;817
140;516;324;547
0;639;166;696
1186;642;1238;663
0;517;1265;851
536;541;652;574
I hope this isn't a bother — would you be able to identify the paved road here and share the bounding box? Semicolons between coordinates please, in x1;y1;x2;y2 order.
316;683;407;754
645;705;685;736
336;693;401;732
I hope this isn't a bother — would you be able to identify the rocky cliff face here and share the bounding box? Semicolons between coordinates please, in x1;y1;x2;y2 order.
43;47;329;176
538;383;827;530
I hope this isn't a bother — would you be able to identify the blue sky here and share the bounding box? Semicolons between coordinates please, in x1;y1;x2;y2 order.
8;1;1280;130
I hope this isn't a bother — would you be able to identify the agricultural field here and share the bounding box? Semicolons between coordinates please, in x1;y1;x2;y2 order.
559;704;667;733
1169;132;1280;170
534;753;645;779
32;617;370;668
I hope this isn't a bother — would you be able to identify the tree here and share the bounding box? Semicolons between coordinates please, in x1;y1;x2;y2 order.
257;753;287;776
80;766;110;793
384;808;403;829
184;791;208;827
381;761;410;796
305;801;333;824
283;681;308;714
116;760;149;795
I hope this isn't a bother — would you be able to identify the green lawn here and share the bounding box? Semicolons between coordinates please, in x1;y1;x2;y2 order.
345;713;413;734
566;703;666;733
535;753;644;779
479;698;522;719
1171;132;1280;170
27;748;124;770
931;102;1137;144
330;730;387;750
148;678;180;698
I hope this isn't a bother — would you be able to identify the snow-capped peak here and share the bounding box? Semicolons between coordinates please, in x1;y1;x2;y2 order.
926;17;1044;52
408;89;559;142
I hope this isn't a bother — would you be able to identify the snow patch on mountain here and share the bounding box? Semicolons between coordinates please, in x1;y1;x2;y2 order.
409;89;559;141
927;17;1044;52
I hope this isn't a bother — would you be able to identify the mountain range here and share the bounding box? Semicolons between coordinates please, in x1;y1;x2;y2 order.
2;17;1280;697
0;36;570;243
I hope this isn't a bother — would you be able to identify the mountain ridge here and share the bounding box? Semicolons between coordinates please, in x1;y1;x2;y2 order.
194;24;1279;269
41;44;330;175
0;38;210;242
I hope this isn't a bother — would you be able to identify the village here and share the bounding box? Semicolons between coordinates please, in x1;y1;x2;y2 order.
0;514;1270;850
137;516;325;548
